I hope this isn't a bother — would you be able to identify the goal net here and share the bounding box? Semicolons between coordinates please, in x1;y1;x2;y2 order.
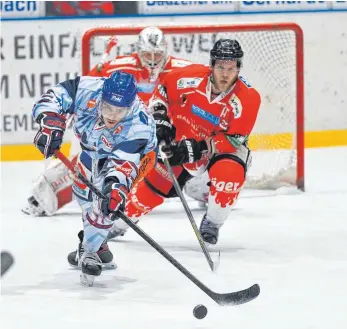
81;23;304;191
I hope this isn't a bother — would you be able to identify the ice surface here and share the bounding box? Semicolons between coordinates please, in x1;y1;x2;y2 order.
1;147;347;329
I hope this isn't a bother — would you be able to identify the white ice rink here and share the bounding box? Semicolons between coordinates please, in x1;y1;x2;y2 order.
1;147;347;329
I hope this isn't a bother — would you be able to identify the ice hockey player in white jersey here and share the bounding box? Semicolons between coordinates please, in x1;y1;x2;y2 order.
22;26;192;218
32;71;157;286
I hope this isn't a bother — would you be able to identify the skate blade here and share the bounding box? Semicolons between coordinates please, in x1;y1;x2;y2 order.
71;261;117;270
103;261;117;270
80;273;95;287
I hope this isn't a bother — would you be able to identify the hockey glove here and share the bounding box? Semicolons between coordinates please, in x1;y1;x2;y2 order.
161;139;206;166
34;112;66;159
101;180;128;217
152;104;176;145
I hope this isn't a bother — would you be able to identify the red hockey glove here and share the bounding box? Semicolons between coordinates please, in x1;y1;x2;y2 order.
101;180;128;217
34;112;66;159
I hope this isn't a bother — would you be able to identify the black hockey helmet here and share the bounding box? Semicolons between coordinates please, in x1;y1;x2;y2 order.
210;39;244;68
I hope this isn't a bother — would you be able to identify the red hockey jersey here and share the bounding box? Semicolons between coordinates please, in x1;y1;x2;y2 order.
151;64;261;155
88;53;192;104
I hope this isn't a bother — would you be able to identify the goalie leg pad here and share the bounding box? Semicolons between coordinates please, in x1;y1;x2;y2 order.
28;155;77;216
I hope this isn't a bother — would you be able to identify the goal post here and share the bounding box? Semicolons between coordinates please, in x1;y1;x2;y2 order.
81;23;304;191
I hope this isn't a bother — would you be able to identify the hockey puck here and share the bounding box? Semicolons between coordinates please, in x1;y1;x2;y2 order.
193;304;208;319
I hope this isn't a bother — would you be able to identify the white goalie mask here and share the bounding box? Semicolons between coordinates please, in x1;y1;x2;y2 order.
137;27;168;81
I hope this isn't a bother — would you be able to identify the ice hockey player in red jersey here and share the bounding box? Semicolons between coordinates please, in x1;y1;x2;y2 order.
22;26;191;217
124;39;261;245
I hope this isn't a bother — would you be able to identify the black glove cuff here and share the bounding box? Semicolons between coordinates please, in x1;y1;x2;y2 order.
36;113;45;124
198;140;208;153
151;103;168;116
103;177;120;193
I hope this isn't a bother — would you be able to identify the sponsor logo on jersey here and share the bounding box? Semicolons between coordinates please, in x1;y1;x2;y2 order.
139;111;148;125
87;100;97;108
191;104;220;125
229;94;243;119
219;106;231;130
239;76;252;88
101;135;112;149
177;78;203;89
116;161;134;177
114;125;123;134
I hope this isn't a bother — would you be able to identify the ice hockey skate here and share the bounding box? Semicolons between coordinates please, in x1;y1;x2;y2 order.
80;252;102;287
68;230;116;270
199;215;221;245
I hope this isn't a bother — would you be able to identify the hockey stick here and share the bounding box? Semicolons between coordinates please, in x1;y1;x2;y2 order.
55;150;260;306
159;145;220;272
1;251;14;277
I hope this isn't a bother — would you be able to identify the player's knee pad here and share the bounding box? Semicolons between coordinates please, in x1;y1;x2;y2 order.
72;151;93;204
125;179;165;218
208;157;246;208
208;144;252;174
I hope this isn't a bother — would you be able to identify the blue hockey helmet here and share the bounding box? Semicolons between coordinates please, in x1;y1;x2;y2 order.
102;71;137;107
100;71;137;125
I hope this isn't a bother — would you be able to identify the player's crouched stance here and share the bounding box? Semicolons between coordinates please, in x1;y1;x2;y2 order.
124;39;261;245
32;71;157;286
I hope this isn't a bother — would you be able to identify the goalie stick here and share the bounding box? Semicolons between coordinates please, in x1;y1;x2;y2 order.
55;150;260;306
159;145;220;272
1;251;14;277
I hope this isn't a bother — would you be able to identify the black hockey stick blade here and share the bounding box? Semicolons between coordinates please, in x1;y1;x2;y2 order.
56;151;260;306
1;251;14;277
119;211;260;307
210;283;260;306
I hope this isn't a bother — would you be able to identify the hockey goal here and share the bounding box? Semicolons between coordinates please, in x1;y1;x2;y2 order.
81;23;304;191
